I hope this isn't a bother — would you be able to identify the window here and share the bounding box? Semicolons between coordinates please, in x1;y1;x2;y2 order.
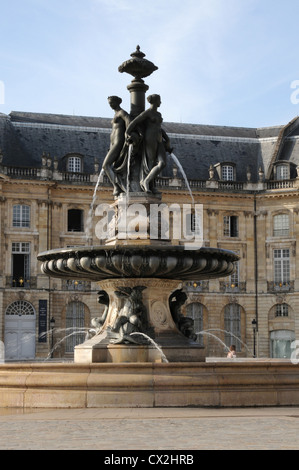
68;156;82;173
230;259;240;287
275;304;289;317
6;300;35;316
221;165;234;181
276;164;289;180
186;303;203;347
274;249;290;285
223;215;239;237
65;301;86;353
68;209;84;232
224;304;241;352
13;205;30;228
12;242;30;287
273;214;289;237
270;330;295;359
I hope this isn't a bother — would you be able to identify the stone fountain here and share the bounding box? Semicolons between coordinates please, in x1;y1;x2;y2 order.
1;48;299;409
37;46;238;364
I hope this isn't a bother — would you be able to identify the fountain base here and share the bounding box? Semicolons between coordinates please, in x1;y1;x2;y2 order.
74;278;205;364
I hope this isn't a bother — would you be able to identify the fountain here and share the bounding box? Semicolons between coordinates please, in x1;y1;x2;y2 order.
37;45;238;365
1;47;299;409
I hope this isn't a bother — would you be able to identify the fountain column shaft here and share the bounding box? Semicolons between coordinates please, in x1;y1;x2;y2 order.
127;80;149;118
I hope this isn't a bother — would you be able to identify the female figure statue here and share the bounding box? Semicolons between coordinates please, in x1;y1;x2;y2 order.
126;94;172;193
102;96;130;196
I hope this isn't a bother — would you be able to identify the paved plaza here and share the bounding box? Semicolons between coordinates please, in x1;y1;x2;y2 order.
0;406;298;451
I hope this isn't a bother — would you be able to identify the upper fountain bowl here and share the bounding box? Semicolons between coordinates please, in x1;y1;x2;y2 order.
37;245;239;282
118;45;158;80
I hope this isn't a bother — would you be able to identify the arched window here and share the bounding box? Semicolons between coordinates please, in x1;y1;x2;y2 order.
65;301;86;353
273;214;289;237
186;303;204;346
224;304;241;351
6;300;35;316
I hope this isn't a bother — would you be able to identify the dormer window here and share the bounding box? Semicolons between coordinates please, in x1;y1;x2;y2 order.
68;156;82;173
276;164;289;181
222;165;234;181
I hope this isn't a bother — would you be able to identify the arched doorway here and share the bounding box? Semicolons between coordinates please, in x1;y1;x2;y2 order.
65;301;86;353
5;300;36;360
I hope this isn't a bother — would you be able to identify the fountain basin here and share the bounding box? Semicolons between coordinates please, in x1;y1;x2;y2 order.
1;361;299;408
38;245;238;281
38;246;238;364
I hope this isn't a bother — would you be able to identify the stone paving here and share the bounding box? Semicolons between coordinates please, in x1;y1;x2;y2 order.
0;407;298;451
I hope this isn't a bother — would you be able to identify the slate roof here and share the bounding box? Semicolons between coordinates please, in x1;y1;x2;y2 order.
0;111;298;183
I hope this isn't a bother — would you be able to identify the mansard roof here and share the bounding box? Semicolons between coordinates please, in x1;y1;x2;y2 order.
0;111;298;183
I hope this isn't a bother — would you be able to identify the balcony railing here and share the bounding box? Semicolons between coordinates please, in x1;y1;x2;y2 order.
267;281;294;293
5;167;38;178
184;281;209;293
219;281;246;293
6;276;37;289
267;180;294;190
62;172;91;183
62;280;91;291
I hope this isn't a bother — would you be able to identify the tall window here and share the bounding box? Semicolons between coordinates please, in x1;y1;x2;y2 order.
65;301;86;353
224;304;241;352
221;165;234;181
276;164;289;180
186;303;203;347
12;242;30;287
230;259;240;287
275;304;289;317
274;249;290;285
273;214;289;237
223;215;239;237
68;209;84;232
13;205;30;228
68;156;82;173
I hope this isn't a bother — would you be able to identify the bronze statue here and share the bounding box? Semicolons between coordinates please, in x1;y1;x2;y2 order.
126;94;172;193
102;96;130;196
169;289;197;342
91;290;109;333
111;286;149;344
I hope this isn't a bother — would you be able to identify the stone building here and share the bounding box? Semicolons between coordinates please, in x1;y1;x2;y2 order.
1;110;299;360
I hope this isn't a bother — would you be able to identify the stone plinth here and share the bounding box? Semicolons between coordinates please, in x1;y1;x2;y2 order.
74;278;205;364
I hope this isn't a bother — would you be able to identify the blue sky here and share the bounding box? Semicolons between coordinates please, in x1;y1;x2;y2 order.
1;0;299;128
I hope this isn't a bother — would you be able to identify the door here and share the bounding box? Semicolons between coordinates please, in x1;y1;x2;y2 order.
5;301;36;360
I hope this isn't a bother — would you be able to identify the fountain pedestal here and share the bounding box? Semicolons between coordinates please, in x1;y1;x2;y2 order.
74;278;205;363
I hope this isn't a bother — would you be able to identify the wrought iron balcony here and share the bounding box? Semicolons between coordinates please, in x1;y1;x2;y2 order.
267;281;294;293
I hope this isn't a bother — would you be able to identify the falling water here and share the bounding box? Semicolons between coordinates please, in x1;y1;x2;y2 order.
170;153;194;204
204;329;254;356
86;168;105;240
126;144;133;194
130;332;169;363
41;327;96;361
196;331;230;352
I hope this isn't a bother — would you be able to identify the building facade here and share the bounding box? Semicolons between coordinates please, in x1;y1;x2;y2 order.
1;111;299;360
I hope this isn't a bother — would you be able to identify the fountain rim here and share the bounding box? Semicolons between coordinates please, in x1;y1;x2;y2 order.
37;245;239;262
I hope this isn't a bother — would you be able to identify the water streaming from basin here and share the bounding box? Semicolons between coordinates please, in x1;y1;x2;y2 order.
86;168;105;240
170;153;194;204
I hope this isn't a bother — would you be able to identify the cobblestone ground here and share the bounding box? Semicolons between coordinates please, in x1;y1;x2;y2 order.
0;407;298;451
